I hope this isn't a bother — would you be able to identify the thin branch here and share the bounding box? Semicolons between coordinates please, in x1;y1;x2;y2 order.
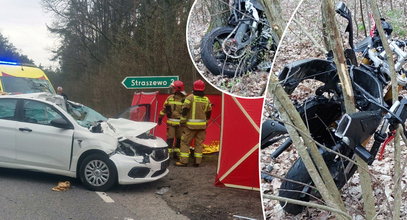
292;18;327;54
263;194;352;220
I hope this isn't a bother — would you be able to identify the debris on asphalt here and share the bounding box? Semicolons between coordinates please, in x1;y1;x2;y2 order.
155;186;170;195
52;181;71;192
232;214;257;220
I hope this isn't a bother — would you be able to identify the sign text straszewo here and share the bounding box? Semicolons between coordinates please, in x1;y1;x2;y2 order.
122;76;179;89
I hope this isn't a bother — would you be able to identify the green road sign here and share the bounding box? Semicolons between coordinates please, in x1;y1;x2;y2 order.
122;76;179;89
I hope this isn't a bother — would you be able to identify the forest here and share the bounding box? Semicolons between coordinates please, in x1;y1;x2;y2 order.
0;33;34;65
38;0;215;116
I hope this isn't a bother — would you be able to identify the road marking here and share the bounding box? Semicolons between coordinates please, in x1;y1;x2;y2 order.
96;191;115;203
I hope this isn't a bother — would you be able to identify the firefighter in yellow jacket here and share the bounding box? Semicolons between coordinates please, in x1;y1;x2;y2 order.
176;80;212;167
158;80;186;159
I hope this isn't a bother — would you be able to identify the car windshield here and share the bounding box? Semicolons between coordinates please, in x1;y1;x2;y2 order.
67;102;107;128
1;76;56;94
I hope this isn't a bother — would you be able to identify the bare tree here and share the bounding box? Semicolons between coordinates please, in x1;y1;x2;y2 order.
260;0;285;43
204;0;230;31
322;0;378;218
368;0;402;218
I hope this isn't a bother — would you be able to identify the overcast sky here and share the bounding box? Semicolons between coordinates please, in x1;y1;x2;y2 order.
0;0;58;68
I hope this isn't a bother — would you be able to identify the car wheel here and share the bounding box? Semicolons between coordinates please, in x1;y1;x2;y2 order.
79;154;117;191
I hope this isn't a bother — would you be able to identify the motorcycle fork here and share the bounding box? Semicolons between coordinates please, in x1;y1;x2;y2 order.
344;137;371;174
235;22;250;50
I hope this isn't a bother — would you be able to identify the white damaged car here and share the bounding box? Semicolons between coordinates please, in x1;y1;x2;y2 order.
0;93;169;191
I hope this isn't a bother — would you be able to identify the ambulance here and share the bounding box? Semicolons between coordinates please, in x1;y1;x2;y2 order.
0;61;55;94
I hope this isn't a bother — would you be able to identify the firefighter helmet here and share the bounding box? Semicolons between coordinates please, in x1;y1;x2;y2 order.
171;80;185;93
193;80;205;91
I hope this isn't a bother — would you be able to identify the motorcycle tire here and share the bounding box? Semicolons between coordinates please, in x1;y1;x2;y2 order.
278;157;312;215
200;26;259;77
279;154;356;215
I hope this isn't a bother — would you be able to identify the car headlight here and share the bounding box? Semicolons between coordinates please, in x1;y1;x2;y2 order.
116;140;152;163
151;148;169;161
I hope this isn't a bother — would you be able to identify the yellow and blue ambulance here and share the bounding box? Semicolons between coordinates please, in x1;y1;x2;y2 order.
0;61;55;94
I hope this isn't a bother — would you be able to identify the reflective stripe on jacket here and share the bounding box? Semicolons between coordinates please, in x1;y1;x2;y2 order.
167;118;180;126
159;94;185;125
182;94;212;129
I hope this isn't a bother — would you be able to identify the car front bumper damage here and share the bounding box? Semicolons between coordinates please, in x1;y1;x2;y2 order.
110;138;169;185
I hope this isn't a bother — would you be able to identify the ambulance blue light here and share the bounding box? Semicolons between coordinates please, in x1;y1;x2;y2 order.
0;60;19;65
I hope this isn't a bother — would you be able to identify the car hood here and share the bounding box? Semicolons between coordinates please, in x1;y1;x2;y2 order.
98;118;167;152
103;118;157;138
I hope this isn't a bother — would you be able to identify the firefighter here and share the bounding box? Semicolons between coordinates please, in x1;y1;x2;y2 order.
158;80;186;159
176;80;212;167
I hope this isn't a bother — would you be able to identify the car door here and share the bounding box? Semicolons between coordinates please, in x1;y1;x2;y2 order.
117;104;151;122
15;99;74;170
0;98;18;162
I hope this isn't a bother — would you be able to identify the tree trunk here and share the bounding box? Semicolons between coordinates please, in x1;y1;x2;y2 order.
268;75;348;220
321;0;356;113
354;0;359;37
369;0;401;218
323;0;377;219
205;0;229;32
260;0;285;43
359;0;368;37
321;2;330;50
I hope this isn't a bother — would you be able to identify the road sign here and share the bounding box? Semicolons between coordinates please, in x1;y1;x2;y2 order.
122;76;179;89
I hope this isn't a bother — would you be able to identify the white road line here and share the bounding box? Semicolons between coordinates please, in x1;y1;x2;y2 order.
96;191;115;203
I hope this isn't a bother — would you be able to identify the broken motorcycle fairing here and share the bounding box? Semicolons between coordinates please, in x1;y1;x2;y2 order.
278;59;339;95
262;60;386;153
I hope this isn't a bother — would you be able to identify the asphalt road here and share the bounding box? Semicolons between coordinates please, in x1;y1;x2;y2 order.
0;168;189;220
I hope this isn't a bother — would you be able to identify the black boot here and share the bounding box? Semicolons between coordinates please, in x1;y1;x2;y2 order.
190;147;195;163
173;139;181;160
173;149;179;160
166;138;174;158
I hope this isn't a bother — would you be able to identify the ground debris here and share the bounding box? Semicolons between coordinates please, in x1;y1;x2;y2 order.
155;186;170;195
52;181;71;192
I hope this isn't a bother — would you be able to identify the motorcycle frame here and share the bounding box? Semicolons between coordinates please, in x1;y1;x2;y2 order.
222;0;266;59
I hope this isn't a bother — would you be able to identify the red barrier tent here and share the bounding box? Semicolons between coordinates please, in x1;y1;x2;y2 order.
131;92;262;191
131;91;159;125
215;93;263;190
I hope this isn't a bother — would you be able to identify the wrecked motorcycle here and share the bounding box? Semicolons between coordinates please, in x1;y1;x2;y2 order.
261;2;407;215
200;0;277;77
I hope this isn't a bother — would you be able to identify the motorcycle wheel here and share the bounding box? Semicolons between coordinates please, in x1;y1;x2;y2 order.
279;153;356;215
278;157;312;215
200;26;259;77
